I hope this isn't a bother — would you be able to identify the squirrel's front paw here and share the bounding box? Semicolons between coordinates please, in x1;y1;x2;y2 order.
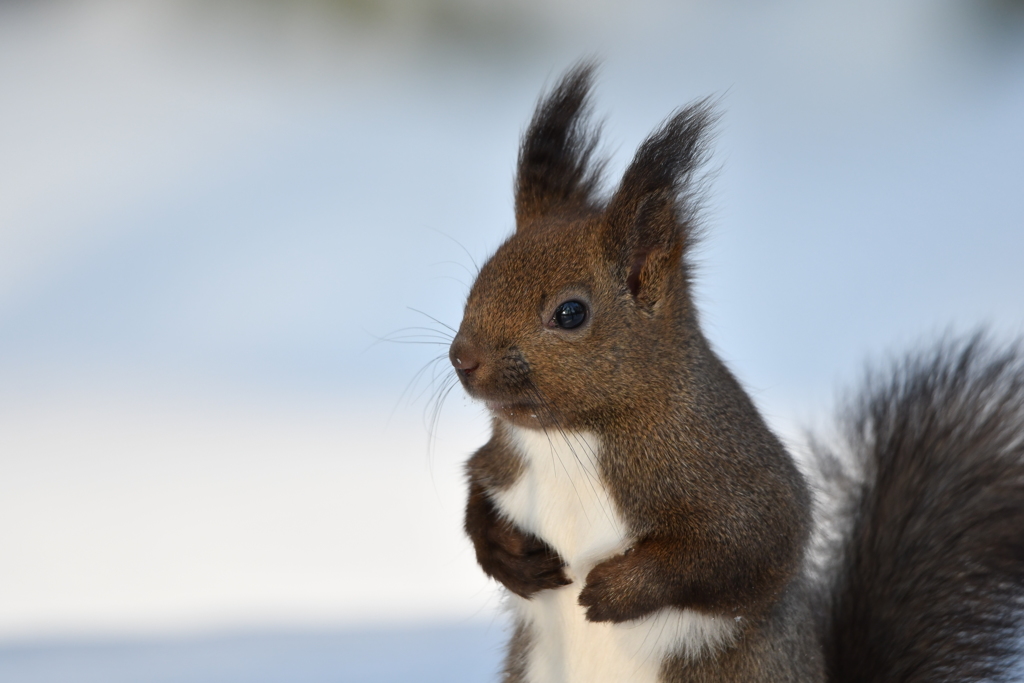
465;484;570;598
475;518;571;599
579;550;662;623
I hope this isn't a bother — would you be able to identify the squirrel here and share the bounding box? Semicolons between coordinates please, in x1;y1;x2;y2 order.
447;62;1024;683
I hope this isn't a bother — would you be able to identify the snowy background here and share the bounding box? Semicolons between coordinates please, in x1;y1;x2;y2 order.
1;0;1023;680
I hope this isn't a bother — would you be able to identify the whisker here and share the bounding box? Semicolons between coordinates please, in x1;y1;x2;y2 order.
380;339;451;346
432;274;471;291
378;328;454;342
531;395;589;519
631;612;660;666
525;379;617;526
379;316;456;424
411;355;458;405
525;381;597;475
362;326;454;353
401;355;448;403
407;307;458;334
421;372;459;501
523;381;605;519
428;227;480;275
389;353;450;424
380;332;453;343
532;380;604;473
426;374;460;464
430;259;477;282
633;612;673;678
386;325;456;338
384;328;454;342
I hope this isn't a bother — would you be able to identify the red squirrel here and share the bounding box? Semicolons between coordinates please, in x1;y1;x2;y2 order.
448;63;1024;683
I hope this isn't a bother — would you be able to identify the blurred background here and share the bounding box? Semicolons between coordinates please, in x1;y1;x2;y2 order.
0;0;1022;680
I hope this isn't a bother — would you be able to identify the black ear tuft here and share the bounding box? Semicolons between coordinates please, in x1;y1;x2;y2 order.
515;62;605;226
603;100;716;300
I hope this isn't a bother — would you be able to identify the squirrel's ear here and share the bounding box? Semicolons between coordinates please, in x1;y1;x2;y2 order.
515;62;604;228
603;101;715;307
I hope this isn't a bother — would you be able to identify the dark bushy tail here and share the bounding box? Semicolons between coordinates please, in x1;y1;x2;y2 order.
822;334;1024;682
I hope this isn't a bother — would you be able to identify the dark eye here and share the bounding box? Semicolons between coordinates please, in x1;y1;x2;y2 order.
554;300;587;329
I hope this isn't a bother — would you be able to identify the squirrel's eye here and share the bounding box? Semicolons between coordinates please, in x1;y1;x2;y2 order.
554;300;587;329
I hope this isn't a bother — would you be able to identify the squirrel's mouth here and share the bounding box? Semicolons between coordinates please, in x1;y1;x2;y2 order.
485;400;542;419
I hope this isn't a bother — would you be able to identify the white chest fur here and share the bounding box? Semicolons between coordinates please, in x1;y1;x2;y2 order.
491;426;738;683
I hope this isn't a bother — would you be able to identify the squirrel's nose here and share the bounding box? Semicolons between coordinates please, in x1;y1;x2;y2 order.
450;338;481;377
454;357;480;375
452;353;480;375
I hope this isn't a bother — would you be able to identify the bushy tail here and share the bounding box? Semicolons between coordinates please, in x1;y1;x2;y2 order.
821;334;1024;682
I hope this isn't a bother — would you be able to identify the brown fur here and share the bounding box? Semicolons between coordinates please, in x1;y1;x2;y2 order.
453;63;814;680
450;63;1024;682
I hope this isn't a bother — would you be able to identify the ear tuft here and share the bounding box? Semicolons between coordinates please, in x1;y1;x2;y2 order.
604;100;717;303
515;62;605;226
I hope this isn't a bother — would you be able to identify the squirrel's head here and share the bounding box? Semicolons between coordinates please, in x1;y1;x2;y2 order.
450;64;715;430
